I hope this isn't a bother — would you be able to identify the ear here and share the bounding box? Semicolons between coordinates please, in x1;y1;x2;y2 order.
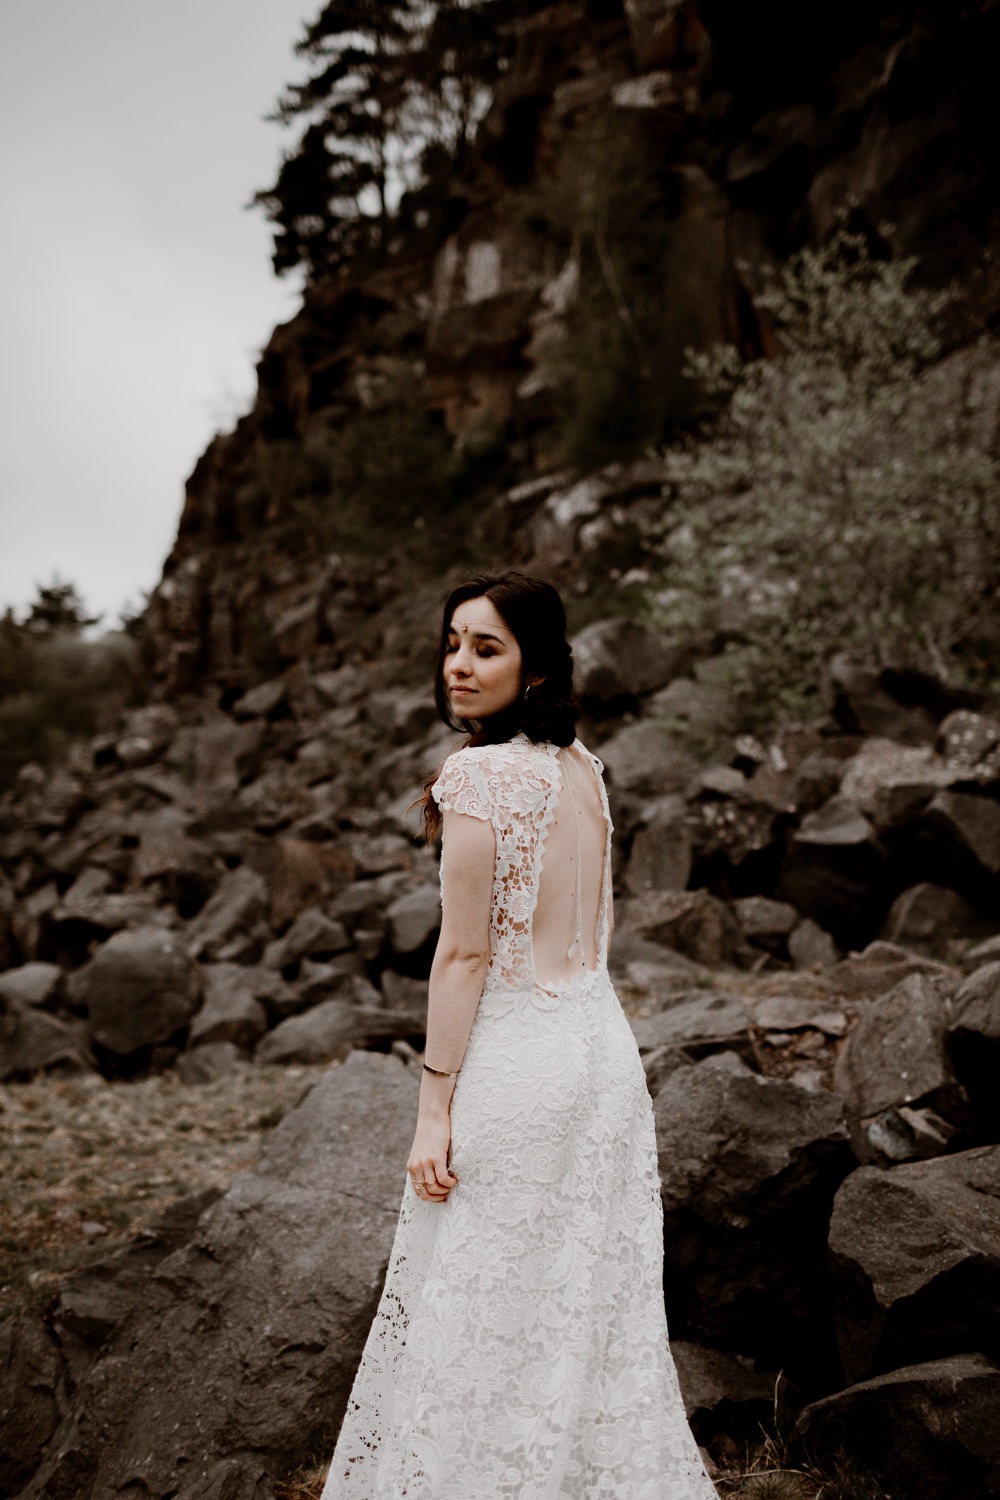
527;675;545;688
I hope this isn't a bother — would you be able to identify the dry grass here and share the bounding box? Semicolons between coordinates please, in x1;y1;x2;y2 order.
0;1062;326;1319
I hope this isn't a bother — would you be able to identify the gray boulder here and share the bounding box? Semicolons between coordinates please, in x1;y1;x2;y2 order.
0;1317;63;1494
949;961;1000;1137
825;654;940;744
255;999;422;1066
273;906;350;967
630;991;751;1059
829;1147;1000;1382
624;795;692;895
653;1057;852;1376
937;709;1000;777
795;1354;1000;1500
731;896;798;953
0;1009;93;1081
787;918;840;970
671;1341;777;1444
71;927;202;1058
189;965;269;1050
627;889;744;967
830;940;957;1000
926;789;1000;877
18;1054;418;1500
777;795;883;949
833;973;962;1153
598;720;695;798
386;885;440;956
0;961;61;1011
879;882;995;954
571;617;679;706
188;866;270;963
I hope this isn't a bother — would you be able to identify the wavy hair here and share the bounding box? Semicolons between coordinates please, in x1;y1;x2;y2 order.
421;571;578;838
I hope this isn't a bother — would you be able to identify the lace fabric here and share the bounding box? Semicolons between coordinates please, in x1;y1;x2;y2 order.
321;736;717;1499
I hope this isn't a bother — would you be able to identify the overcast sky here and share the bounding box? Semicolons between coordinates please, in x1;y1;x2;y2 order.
0;1;314;627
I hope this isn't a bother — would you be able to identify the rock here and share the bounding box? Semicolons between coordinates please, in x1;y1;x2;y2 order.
671;1341;776;1443
598;720;695;798
839;737;955;830
0;961;61;1011
571;618;680;708
949;961;1000;1138
274;907;350;967
829;1147;1000;1382
879;882;994;954
830;940;957;1000
825;655;944;743
649;673;740;752
188;866;270;963
168;719;266;793
0;1316;63;1494
732;896;798;952
113;705;179;768
749;995;847;1038
273;597;320;660
343;831;414;878
0;1008;93;1081
777;795;883;948
624;796;693;894
926;789;1000;877
70;927;202;1058
177;1043;248;1084
834;974;962;1152
788;918;840;970
9;881;59;961
18;1055;418;1500
627;889;744;967
795;1353;1000;1500
862;1104;958;1163
630;991;751;1057
172;1458;276;1500
189;965;269;1050
231;678;289;720
386;884;440;956
937;709;1000;778
255;999;422;1066
965;935;1000;973
653;1058;852;1378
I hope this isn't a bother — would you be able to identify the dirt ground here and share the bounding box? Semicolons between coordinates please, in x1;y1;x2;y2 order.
0;1062;328;1320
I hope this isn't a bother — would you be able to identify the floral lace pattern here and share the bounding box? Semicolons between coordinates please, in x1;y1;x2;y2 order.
321;738;717;1499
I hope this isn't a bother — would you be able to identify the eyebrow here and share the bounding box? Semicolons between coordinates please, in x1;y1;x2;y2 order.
448;621;507;644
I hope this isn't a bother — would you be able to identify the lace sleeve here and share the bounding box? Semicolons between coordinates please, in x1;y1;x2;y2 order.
432;752;492;823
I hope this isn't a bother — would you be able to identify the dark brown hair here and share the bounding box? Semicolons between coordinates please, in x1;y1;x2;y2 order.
421;570;578;838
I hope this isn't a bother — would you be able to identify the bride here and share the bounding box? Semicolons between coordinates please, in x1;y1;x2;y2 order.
322;570;717;1498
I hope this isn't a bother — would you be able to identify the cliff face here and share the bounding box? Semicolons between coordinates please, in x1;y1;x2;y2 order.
144;0;1000;693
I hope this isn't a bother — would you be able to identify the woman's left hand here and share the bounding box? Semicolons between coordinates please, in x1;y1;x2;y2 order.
407;1111;458;1204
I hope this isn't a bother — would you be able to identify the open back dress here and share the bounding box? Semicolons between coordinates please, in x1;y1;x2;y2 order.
321;735;717;1499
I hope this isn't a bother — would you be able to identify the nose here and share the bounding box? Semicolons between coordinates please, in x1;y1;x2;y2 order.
451;641;474;675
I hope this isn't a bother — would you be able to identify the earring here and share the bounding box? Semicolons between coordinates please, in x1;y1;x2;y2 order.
523;683;532;701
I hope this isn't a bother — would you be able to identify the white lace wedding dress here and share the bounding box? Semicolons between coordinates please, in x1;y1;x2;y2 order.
321;735;717;1499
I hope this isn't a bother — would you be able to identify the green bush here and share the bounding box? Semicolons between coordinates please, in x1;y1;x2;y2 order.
0;623;139;790
649;226;1000;731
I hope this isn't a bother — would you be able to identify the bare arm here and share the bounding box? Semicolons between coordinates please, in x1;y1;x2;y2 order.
406;808;494;1203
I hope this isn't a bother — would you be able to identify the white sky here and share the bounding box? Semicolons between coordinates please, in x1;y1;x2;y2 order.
0;1;313;626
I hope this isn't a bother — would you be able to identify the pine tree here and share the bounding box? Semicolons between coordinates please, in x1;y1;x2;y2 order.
254;1;549;281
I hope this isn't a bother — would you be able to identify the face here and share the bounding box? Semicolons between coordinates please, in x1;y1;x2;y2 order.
443;596;526;722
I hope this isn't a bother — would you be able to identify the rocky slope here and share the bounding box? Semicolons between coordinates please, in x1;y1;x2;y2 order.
3;2;1000;1496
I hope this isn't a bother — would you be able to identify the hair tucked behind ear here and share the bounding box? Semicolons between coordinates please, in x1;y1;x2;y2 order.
420;571;578;840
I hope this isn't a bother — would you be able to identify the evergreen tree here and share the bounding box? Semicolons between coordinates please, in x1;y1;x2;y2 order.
254;1;548;281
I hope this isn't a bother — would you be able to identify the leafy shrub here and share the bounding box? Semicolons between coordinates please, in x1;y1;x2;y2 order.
649;226;1000;731
0;618;139;789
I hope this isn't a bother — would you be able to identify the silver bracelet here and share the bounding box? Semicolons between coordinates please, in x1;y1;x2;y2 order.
423;1062;461;1079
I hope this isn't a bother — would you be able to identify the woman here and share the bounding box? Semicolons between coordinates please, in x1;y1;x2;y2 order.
322;571;716;1499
